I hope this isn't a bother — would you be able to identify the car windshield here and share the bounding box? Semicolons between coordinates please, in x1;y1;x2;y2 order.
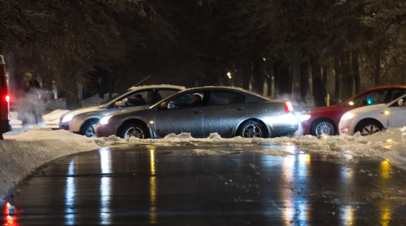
99;89;144;106
337;90;390;107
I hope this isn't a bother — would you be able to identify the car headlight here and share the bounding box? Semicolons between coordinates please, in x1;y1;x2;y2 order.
299;114;311;122
61;114;74;123
100;116;112;125
341;113;358;121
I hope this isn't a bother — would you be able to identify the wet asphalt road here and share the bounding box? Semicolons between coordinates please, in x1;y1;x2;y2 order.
2;144;406;225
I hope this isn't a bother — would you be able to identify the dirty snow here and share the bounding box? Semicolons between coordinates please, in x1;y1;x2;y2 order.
0;128;99;199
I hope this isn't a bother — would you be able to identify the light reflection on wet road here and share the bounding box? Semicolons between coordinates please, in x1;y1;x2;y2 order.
2;144;406;225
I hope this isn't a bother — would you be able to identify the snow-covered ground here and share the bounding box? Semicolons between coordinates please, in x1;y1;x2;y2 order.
0;128;99;199
2;127;406;200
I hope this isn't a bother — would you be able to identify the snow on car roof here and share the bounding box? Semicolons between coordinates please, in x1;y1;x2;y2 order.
128;84;186;91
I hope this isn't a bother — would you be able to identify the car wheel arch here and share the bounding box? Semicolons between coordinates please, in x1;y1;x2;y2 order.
79;118;99;134
310;117;337;135
236;118;270;137
117;119;151;138
354;118;384;134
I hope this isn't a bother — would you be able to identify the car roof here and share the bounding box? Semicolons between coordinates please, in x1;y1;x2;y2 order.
128;84;186;91
339;85;406;106
175;86;271;101
363;85;406;92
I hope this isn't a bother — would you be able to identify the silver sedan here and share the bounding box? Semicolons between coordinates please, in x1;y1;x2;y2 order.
59;85;185;137
95;87;299;138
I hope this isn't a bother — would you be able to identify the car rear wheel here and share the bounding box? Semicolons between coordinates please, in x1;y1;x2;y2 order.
81;120;98;138
354;120;383;136
118;123;149;139
311;120;336;136
238;120;267;138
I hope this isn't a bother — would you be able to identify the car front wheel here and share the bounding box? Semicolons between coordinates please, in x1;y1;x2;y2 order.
354;120;383;136
311;120;336;136
81;120;98;137
118;123;149;139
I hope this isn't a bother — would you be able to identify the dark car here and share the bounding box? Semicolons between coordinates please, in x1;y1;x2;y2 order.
0;55;11;139
96;87;298;139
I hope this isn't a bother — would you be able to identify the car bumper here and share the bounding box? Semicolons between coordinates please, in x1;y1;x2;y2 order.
301;120;311;134
338;119;355;135
95;123;117;137
43;118;61;129
59;117;85;133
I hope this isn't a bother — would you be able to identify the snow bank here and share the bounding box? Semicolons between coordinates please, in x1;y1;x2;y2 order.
0;128;99;199
91;128;406;165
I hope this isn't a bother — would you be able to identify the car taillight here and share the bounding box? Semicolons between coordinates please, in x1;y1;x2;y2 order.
6;95;9;103
284;101;294;113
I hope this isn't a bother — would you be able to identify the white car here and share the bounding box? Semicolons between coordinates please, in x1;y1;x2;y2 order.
339;94;406;136
59;84;185;137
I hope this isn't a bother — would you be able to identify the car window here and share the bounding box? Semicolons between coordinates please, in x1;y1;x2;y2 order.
125;90;151;106
209;91;245;105
161;92;206;110
346;90;389;107
105;89;150;108
158;89;179;100
390;89;406;101
390;95;406;107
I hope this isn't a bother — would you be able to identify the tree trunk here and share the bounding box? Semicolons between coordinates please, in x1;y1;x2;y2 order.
374;47;381;86
322;66;328;99
341;51;353;101
273;61;282;98
62;61;81;110
242;62;251;90
252;59;264;94
334;57;341;104
292;48;301;105
300;61;309;104
234;65;243;87
65;85;81;110
352;52;361;94
310;57;326;107
274;61;291;96
267;61;274;98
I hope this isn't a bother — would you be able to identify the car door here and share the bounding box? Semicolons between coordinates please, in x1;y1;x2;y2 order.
389;95;406;128
203;90;246;138
153;91;208;138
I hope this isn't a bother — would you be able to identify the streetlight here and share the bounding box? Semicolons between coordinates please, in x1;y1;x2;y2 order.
227;72;232;79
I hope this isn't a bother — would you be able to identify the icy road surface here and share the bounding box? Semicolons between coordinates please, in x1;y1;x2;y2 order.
2;145;406;225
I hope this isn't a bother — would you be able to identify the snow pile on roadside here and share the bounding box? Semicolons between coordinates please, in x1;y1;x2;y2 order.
0;127;99;199
92;128;406;163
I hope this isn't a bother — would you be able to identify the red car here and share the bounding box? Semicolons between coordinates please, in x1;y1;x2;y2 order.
301;85;406;136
